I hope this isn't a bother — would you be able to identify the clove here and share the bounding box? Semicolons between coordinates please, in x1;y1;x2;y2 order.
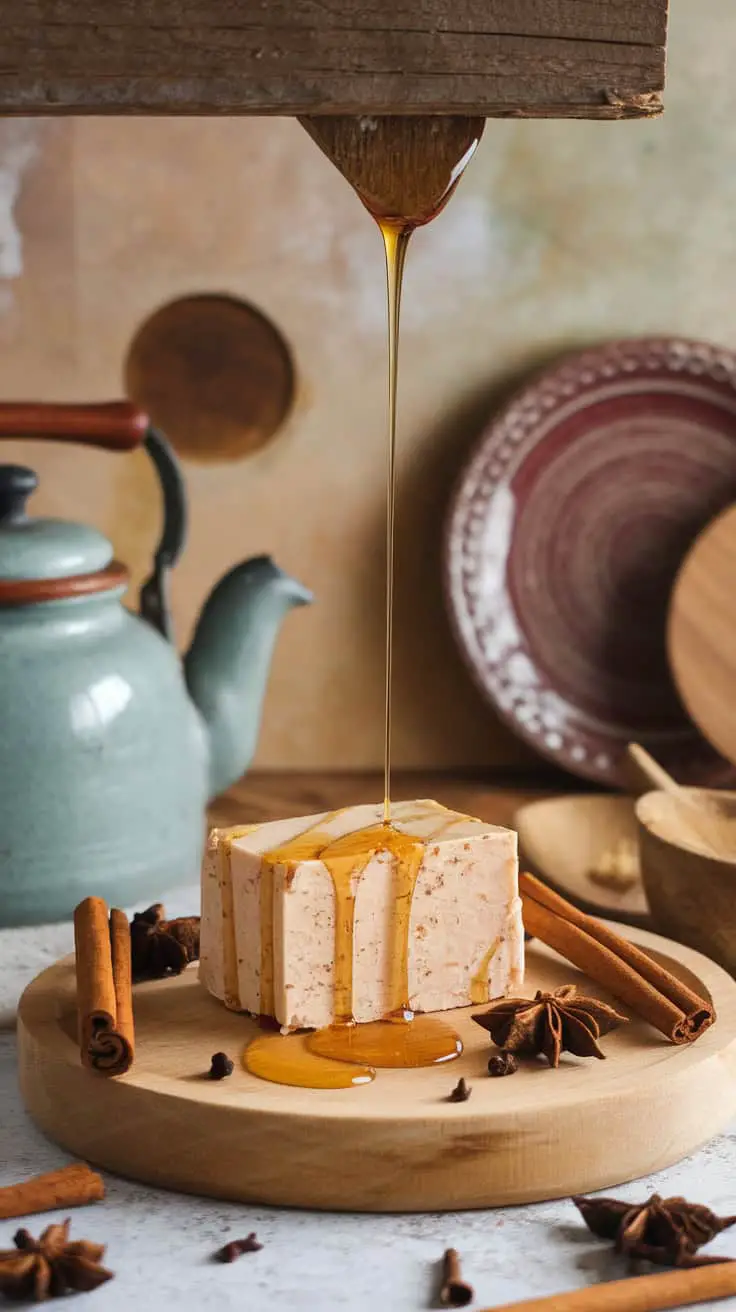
439;1248;474;1308
213;1233;263;1263
208;1052;234;1080
488;1052;518;1078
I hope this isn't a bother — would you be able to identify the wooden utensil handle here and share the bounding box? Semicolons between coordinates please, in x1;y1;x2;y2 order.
0;402;148;451
627;743;679;795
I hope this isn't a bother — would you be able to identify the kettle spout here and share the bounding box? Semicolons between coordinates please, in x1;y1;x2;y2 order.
184;555;312;800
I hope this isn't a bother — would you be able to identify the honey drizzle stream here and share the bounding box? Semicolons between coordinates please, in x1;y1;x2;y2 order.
264;802;462;1020
308;813;462;1069
381;222;411;824
241;117;488;1089
263;818;418;1023
258;859;275;1019
218;826;258;1010
242;803;476;1086
470;937;500;1006
261;810;343;1017
298;114;485;826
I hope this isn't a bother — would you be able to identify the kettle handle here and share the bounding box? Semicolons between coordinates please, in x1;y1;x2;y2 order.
139;427;187;645
0;400;187;644
0;401;148;449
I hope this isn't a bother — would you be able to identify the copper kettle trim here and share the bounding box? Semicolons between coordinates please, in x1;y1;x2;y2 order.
0;560;129;606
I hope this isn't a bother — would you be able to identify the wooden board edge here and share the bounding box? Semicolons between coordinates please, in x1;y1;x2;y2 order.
15;923;736;1212
17;1005;736;1210
0;2;669;119
0;96;664;120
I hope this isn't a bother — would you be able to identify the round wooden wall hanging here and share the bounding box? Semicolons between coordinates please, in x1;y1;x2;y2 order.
125;294;295;463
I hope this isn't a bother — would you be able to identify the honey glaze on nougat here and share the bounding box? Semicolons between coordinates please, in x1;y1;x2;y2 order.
241;800;504;1089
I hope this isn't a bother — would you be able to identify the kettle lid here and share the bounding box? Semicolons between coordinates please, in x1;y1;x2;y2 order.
0;465;123;603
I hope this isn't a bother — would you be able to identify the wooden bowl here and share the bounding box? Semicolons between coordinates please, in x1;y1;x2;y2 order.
636;788;736;976
515;794;651;928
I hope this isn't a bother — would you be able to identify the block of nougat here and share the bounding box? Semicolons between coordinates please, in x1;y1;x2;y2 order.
200;799;523;1031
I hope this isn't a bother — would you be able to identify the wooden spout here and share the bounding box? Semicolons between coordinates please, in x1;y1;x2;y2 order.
298;116;485;228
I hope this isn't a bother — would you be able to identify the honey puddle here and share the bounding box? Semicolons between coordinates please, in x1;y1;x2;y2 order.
309;1014;462;1068
244;1033;374;1090
242;800;493;1088
243;118;486;1090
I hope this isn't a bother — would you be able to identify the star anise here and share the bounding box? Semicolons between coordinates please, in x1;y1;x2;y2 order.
0;1220;113;1301
130;903;200;980
472;984;627;1068
574;1193;736;1268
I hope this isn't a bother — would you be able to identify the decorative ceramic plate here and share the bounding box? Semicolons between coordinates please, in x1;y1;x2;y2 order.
444;338;736;786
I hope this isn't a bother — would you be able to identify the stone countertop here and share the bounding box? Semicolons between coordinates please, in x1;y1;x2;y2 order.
2;775;736;1310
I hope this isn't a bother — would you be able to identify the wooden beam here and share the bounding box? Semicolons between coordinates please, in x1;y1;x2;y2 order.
0;1;669;119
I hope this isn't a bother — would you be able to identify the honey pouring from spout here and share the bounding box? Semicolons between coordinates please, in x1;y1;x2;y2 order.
299;115;485;825
239;119;489;1091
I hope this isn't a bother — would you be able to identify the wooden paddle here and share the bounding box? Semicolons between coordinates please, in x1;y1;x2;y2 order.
668;502;736;773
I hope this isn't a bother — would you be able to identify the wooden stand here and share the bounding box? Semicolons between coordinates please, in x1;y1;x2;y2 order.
17;925;736;1212
0;1;668;119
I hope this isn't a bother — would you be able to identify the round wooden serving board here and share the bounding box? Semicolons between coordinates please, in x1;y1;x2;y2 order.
17;929;736;1213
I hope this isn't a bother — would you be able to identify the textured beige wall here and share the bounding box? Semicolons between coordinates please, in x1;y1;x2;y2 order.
0;2;732;770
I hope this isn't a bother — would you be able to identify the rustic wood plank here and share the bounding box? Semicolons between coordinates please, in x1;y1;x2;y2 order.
208;769;580;829
0;0;669;118
1;1;670;45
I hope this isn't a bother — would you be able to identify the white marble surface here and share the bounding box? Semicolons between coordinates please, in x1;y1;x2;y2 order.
2;893;736;1311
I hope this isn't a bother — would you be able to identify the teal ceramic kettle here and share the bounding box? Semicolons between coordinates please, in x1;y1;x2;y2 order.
0;401;311;927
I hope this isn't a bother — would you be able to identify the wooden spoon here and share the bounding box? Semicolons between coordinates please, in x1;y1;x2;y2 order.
298;115;485;227
627;742;735;860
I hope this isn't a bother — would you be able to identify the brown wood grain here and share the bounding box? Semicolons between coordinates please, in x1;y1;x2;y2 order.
299;115;486;226
668;504;736;775
207;770;575;830
0;402;148;450
0;0;669;118
125;295;295;463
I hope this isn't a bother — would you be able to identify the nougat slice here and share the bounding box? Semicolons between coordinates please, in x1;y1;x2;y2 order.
200;800;523;1031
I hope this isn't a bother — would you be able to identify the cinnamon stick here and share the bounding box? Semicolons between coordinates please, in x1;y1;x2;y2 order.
0;1164;104;1221
110;907;134;1062
520;873;714;1044
74;897;134;1076
482;1262;736;1310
